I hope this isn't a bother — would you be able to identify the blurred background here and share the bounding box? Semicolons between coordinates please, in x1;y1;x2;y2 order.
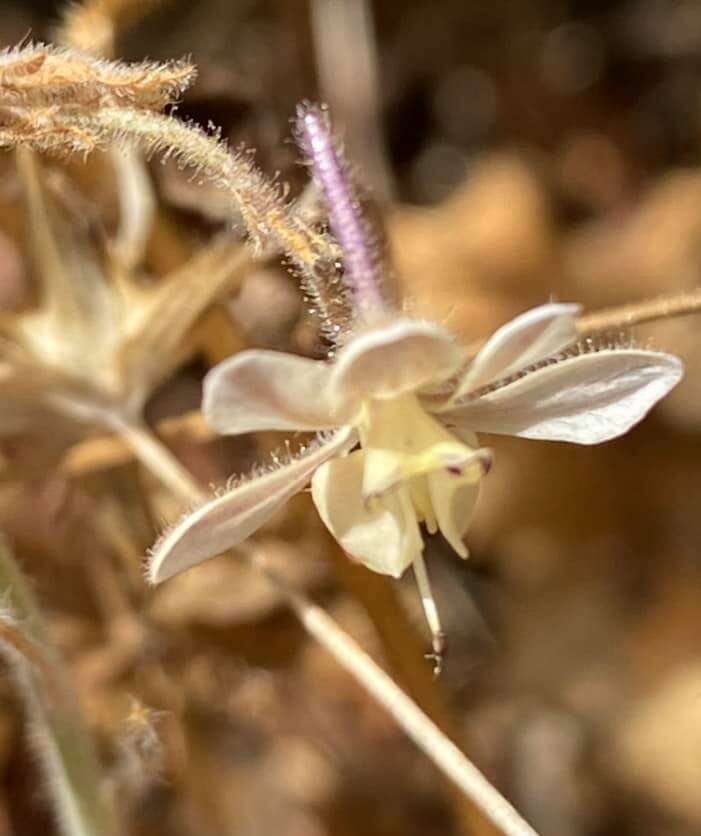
0;1;700;835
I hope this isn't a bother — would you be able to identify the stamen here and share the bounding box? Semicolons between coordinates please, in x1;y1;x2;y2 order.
296;103;385;315
444;447;493;478
412;551;446;677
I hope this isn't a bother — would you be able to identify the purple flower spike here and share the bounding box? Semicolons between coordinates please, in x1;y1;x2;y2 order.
297;103;385;316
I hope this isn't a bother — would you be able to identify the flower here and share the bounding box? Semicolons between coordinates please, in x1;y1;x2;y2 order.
148;302;682;650
148;102;683;664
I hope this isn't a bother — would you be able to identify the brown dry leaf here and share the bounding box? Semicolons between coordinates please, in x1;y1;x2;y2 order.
564;170;701;306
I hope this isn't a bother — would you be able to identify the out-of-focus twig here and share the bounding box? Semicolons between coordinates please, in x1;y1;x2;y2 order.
310;0;394;203
56;0;165;57
58;410;208;477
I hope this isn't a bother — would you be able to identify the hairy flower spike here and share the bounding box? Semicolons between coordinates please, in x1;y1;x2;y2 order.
297;103;386;317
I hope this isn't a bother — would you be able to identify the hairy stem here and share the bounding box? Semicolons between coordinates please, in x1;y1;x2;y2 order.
298;104;385;315
116;418;537;836
462;288;701;357
575;288;701;334
70;108;344;334
0;539;118;836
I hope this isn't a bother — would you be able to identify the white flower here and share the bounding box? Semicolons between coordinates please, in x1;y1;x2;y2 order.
149;302;682;595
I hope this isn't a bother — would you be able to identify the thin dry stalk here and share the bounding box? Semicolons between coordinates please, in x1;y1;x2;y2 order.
458;289;701;357
575;288;701;334
258;554;540;836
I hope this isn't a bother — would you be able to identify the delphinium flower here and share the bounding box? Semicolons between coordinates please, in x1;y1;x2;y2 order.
149;103;683;667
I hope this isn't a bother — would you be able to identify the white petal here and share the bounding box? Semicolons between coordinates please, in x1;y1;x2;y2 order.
148;428;356;583
428;473;480;558
311;451;423;578
450;303;581;400
203;350;339;435
444;349;683;444
331;318;464;406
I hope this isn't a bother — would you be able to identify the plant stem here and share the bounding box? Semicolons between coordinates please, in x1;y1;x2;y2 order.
575;288;701;334
323;547;500;836
463;287;701;357
119;418;539;836
113;417;203;504
256;553;539;836
0;539;119;836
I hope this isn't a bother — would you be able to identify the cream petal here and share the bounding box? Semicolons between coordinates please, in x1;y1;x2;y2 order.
331;318;464;406
363;442;489;498
409;477;438;533
148;428;357;583
359;395;483;497
203;350;340;435
444;349;683;444
449;303;581;401
428;473;480;558
311;451;423;578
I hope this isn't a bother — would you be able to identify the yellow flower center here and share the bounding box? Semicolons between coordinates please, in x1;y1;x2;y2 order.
357;394;485;557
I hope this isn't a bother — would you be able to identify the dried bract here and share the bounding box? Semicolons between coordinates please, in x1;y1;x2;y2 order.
0;148;248;456
0;42;195;110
